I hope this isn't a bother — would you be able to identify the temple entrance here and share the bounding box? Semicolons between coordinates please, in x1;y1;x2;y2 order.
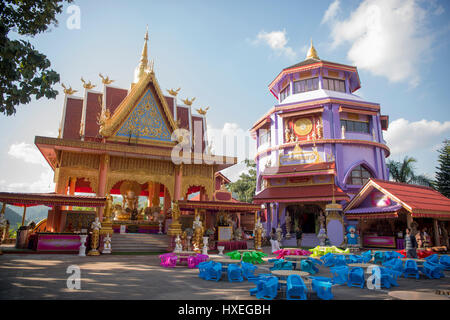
286;204;322;234
108;180;170;235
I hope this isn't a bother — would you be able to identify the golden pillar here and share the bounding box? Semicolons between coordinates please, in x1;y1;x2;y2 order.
167;200;182;237
100;195;114;236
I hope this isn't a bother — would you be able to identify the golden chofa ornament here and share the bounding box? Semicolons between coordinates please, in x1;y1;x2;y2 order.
81;77;96;89
99;73;114;84
61;83;77;95
182;97;195;106
167;88;181;96
196;106;209;115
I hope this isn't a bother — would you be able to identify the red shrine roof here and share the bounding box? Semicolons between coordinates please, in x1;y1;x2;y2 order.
0;192;106;207
345;178;450;218
252;184;349;204
261;162;336;178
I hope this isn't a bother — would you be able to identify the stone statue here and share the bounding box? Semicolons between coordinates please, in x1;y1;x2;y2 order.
234;227;243;241
174;235;183;253
103;233;112;254
276;223;283;242
285;214;292;239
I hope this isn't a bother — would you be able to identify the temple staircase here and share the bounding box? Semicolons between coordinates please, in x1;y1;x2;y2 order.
111;233;169;253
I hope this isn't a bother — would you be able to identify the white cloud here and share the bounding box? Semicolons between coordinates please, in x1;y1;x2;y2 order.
0;167;54;193
8;142;47;167
321;0;341;24
324;0;434;87
207;122;256;162
252;29;297;60
384;118;450;156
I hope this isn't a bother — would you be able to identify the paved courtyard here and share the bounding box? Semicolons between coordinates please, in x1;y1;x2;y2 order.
1;251;449;300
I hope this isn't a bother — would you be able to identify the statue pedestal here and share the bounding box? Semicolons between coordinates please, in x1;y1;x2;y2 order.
78;235;87;257
202;236;209;255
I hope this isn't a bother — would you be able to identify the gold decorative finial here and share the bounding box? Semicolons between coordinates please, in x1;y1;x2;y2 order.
61;83;77;95
182;97;196;106
167;88;181;96
306;38;319;60
99;73;114;84
196;106;209;115
80;77;96;89
135;25;150;82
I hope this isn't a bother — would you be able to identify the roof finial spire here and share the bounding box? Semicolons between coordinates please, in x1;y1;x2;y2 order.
306;38;319;60
134;25;151;83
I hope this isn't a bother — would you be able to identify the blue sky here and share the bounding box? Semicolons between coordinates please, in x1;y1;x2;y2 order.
1;0;449;192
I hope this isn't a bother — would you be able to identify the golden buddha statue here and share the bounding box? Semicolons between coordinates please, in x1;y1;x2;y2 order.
113;181;144;221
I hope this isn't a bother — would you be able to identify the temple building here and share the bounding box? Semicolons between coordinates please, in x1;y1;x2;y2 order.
13;28;260;252
251;41;450;249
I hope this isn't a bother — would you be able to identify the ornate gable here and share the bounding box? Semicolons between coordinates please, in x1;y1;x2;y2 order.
114;87;172;143
100;72;177;146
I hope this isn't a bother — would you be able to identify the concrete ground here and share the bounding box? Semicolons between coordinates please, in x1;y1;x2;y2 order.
0;249;449;300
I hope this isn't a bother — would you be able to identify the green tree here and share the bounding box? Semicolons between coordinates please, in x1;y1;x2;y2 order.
227;159;256;203
387;156;434;187
0;0;72;115
435;139;450;198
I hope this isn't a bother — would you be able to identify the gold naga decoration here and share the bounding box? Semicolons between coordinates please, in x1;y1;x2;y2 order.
99;73;114;84
182;97;195;106
61;83;77;95
81;77;96;89
167;88;181;96
195;106;209;115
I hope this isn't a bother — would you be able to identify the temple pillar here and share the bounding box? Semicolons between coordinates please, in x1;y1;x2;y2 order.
433;219;441;247
163;186;171;214
173;165;182;201
152;183;160;207
147;182;154;207
68;177;77;210
97;155;109;221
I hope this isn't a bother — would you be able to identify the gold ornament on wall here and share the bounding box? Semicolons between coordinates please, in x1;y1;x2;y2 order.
196;107;209;115
81;77;96;90
294;118;313;136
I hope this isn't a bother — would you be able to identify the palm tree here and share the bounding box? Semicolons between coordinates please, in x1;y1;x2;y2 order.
387;156;434;187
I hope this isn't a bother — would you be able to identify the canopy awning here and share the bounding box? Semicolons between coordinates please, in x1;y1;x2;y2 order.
0;192;106;208
178;200;260;212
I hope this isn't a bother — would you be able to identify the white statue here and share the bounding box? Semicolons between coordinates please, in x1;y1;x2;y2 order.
91;217;101;231
316;120;322;139
341;125;346;139
202;236;209;255
103;233;112;254
174;234;183;253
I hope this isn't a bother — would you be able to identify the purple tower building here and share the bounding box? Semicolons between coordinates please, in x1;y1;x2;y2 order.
251;41;390;247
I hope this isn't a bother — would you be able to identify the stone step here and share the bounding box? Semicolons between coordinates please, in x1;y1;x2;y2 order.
109;233;169;252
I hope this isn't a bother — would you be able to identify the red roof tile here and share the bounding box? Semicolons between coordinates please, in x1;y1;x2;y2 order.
370;178;450;214
253;184;349;203
62;97;83;140
105;86;128;114
84;92;102;138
